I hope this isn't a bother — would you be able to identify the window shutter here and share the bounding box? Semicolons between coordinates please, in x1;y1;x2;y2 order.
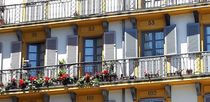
164;24;177;54
104;31;115;60
0;42;2;70
187;23;200;52
205;95;210;102
67;35;78;64
45;37;57;66
11;41;22;69
125;29;138;58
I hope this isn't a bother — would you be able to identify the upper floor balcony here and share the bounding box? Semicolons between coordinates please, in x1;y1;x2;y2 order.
0;0;209;26
0;51;210;93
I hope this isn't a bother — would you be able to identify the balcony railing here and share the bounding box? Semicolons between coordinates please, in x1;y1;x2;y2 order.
0;0;209;25
0;52;210;92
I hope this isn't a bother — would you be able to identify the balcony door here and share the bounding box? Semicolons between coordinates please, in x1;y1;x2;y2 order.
83;38;102;74
27;43;45;76
139;98;164;102
205;26;210;51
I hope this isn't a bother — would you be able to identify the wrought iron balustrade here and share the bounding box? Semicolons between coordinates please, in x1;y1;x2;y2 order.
0;0;209;25
0;52;209;92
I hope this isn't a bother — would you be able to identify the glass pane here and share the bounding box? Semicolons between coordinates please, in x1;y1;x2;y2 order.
207;36;210;43
97;39;102;46
207;45;210;51
155;41;164;48
144;51;153;56
206;27;210;35
155;32;164;40
29;53;37;60
85;48;93;55
29;45;37;52
85;56;94;62
85;40;94;47
97;56;102;61
97;47;102;55
84;65;93;73
144;42;153;49
155;49;164;55
30;61;37;67
145;33;152;41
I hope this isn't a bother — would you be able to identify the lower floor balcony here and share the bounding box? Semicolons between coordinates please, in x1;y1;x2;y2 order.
0;51;209;93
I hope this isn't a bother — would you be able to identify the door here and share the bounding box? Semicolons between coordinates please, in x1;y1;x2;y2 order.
27;43;45;76
83;38;102;74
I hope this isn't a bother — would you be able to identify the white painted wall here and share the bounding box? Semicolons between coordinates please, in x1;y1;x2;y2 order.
125;20;133;29
171;84;197;102
0;99;12;102
109;90;123;102
50;94;71;102
170;13;194;54
0;33;17;70
51;27;74;63
125;89;133;102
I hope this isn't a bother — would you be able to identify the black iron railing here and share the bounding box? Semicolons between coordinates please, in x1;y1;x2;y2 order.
0;52;209;92
0;0;209;25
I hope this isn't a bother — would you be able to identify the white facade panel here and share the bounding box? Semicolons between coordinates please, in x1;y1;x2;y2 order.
109;90;122;102
50;94;71;102
109;21;123;59
0;33;17;70
170;13;194;54
125;89;133;102
51;27;74;63
171;84;197;102
0;99;12;102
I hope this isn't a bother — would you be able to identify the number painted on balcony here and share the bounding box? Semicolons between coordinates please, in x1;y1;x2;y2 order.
89;26;95;31
148;20;155;26
148;90;157;96
87;95;94;100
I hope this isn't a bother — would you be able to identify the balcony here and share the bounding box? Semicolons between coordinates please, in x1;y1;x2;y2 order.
0;0;209;26
0;52;209;93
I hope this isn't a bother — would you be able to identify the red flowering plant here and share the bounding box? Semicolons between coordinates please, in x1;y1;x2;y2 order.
5;78;18;91
76;73;99;87
0;82;4;93
19;79;28;90
44;76;53;87
57;68;74;86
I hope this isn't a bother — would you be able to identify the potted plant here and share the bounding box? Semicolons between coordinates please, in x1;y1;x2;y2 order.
19;79;28;90
0;83;4;94
44;76;53;87
186;69;193;75
5;78;17;91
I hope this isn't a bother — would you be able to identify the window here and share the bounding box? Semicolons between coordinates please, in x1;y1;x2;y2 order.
83;38;102;74
27;43;45;76
205;26;210;51
204;94;210;102
140;98;164;102
142;31;164;56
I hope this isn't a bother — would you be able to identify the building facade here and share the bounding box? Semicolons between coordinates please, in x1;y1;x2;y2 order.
0;0;210;102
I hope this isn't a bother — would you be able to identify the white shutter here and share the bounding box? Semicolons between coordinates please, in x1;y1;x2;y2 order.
164;24;177;54
187;23;200;52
